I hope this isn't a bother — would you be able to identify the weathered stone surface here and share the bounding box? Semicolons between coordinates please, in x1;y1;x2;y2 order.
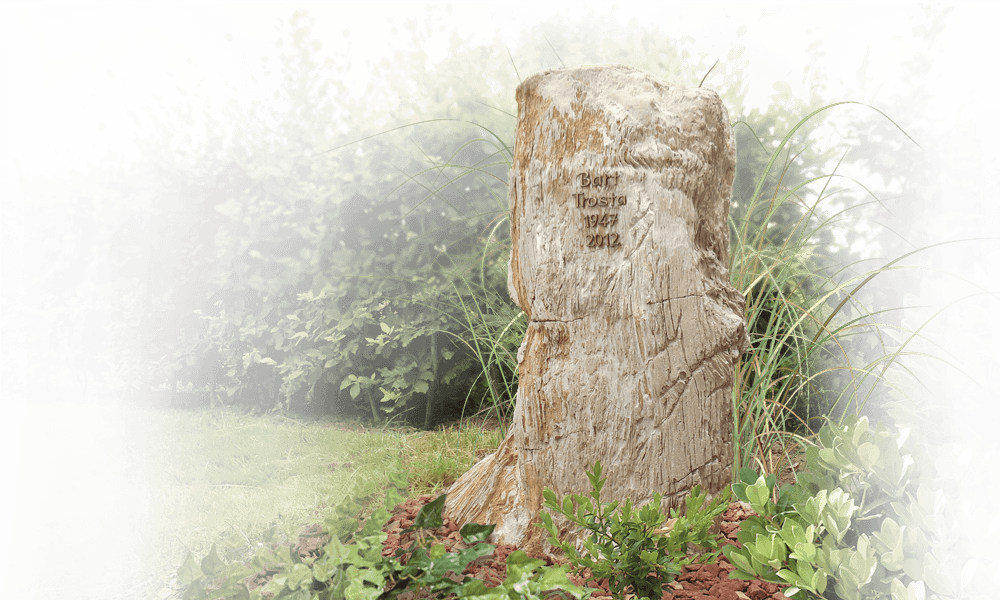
444;64;748;552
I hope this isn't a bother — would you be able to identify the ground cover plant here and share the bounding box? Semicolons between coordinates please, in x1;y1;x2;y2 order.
9;1;1000;600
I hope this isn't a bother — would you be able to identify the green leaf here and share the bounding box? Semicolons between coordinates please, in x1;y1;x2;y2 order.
428;542;447;560
857;441;880;470
408;493;446;531
177;551;205;586
201;542;225;577
286;562;313;590
725;546;756;575
790;541;816;563
460;522;496;545
901;557;926;582
562;496;575;516
746;477;771;510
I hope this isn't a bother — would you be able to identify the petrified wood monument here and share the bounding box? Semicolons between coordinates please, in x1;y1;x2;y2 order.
444;65;748;552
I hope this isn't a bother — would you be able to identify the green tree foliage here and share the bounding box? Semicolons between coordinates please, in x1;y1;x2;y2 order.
100;11;520;424
86;7;934;429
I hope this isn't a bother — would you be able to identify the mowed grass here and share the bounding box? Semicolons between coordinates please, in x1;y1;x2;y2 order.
26;398;503;599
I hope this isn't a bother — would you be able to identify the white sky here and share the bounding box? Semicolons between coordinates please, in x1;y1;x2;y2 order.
0;2;1000;255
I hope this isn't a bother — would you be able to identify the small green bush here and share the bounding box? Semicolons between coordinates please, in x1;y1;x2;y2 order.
723;405;996;600
537;460;730;600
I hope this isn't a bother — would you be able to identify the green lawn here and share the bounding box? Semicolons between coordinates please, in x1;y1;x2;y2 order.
21;398;502;599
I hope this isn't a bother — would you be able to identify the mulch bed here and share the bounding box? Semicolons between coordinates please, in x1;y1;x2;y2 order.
293;419;805;599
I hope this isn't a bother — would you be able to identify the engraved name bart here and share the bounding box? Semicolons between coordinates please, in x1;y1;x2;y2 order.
572;172;627;208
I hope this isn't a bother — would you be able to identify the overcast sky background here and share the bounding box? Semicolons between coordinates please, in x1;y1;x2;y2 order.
0;2;1000;256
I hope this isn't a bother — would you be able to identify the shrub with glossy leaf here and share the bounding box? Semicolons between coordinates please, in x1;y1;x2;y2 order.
723;404;996;600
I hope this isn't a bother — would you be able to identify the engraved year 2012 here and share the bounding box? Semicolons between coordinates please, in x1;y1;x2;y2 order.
586;232;621;248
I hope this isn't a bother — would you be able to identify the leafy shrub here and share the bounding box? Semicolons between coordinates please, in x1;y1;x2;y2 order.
723;406;996;599
537;460;730;600
723;254;1000;600
103;11;516;426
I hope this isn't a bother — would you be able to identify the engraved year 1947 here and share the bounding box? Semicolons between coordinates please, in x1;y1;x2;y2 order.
574;172;626;250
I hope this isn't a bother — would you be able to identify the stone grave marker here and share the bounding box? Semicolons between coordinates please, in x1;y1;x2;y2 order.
444;64;749;552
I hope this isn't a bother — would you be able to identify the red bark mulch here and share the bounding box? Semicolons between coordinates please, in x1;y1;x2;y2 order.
250;416;804;599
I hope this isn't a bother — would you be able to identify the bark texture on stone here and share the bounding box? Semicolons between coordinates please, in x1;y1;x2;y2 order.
443;65;748;552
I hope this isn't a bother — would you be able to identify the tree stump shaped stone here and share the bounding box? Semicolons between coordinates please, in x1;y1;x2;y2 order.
444;64;748;552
